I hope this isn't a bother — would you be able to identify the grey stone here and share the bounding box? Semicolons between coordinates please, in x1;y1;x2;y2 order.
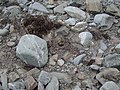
8;72;19;82
28;2;49;14
104;53;120;67
73;54;86;65
38;71;51;85
100;41;107;51
115;43;120;53
79;32;93;46
94;14;115;30
100;81;119;90
38;82;44;90
64;6;86;19
8;81;26;90
46;76;59;90
0;24;10;36
3;6;21;17
54;1;68;14
16;34;48;67
90;65;101;71
7;41;16;47
65;18;76;25
72;85;81;90
17;0;28;4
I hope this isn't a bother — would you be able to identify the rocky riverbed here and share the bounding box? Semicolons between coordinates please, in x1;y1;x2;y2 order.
0;0;120;90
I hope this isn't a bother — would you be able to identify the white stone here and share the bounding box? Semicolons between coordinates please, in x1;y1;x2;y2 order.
79;32;93;46
16;34;48;67
65;18;76;25
64;6;86;19
57;59;64;66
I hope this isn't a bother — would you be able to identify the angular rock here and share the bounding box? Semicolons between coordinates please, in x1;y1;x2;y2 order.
115;43;120;53
38;71;51;85
46;76;59;90
73;54;86;65
96;68;119;84
72;22;88;32
16;34;48;67
72;85;81;90
24;76;37;90
65;18;76;25
54;1;68;14
8;81;26;90
94;14;115;30
103;53;120;67
8;72;19;82
86;0;102;12
28;2;49;14
79;32;93;46
100;81;119;90
57;59;64;66
64;6;86;19
38;82;44;90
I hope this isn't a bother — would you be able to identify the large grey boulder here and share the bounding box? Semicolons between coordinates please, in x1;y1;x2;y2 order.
16;34;48;67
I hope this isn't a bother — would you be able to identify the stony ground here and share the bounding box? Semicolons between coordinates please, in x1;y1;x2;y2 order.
0;0;120;90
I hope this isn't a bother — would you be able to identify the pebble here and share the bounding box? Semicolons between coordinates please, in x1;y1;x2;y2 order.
64;6;86;19
100;41;107;51
57;59;65;66
65;18;76;25
73;54;86;65
100;81;119;90
79;32;93;46
49;54;58;66
90;65;101;71
0;24;10;36
77;72;85;80
7;41;16;47
72;85;81;90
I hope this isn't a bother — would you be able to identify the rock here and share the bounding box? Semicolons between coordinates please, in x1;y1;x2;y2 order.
3;6;21;17
64;6;86;19
115;43;120;53
65;18;76;25
54;1;68;14
10;36;17;42
16;34;48;67
72;85;81;90
79;32;93;46
0;24;10;36
57;59;65;66
86;0;102;12
50;72;72;83
28;2;49;14
7;41;16;47
49;54;58;66
38;71;51;85
48;0;54;4
46;76;59;90
90;65;101;71
8;72;19;82
62;51;73;61
72;22;88;32
8;81;26;90
17;0;28;4
94;14;115;30
77;72;85;80
103;53;120;67
38;82;44;90
24;76;37;90
100;41;107;51
96;68;119;84
73;54;86;65
100;81;119;90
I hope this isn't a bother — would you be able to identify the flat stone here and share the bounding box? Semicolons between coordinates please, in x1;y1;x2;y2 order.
96;68;119;84
86;0;102;12
8;72;19;82
28;2;49;14
46;76;59;90
38;71;51;85
24;76;37;90
64;6;86;19
100;81;119;90
16;34;48;67
103;53;120;67
54;1;68;14
7;41;16;47
73;54;86;65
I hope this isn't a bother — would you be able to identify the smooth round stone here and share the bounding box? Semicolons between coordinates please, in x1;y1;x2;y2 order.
7;42;16;47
